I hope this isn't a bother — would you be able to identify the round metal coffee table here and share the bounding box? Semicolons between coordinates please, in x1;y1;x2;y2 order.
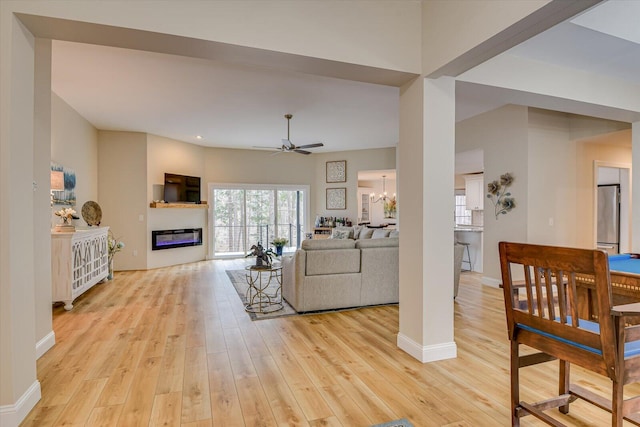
244;265;283;313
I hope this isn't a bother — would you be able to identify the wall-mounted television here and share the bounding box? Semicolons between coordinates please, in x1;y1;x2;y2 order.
163;173;201;203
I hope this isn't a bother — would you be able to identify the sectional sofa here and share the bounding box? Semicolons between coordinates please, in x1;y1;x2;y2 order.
282;233;399;312
282;227;466;313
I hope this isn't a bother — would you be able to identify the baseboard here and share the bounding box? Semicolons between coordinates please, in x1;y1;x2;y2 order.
397;333;457;363
0;380;41;427
35;330;55;359
481;276;501;288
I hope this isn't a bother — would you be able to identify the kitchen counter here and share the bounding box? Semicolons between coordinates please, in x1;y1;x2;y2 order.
454;226;483;232
454;226;483;272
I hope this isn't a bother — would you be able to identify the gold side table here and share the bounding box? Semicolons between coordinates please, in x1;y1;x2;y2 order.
244;265;283;313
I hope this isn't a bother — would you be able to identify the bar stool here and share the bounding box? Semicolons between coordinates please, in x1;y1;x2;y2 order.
457;241;472;272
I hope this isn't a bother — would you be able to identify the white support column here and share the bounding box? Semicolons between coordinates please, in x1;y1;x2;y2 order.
398;76;456;362
0;15;40;427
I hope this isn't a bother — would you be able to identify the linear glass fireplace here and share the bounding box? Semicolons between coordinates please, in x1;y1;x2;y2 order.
152;228;203;251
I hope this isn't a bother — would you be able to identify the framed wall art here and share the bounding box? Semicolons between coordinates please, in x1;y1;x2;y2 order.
326;160;346;183
50;162;77;206
326;187;346;210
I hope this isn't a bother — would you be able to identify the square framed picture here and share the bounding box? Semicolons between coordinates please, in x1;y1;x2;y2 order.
326;188;346;210
326;160;347;183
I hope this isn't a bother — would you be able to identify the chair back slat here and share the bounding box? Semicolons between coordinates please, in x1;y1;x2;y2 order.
545;268;556;320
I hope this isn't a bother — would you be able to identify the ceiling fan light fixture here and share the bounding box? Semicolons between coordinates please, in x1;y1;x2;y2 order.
252;114;324;155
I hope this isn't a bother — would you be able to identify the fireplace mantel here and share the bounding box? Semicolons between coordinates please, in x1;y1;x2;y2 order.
150;202;208;209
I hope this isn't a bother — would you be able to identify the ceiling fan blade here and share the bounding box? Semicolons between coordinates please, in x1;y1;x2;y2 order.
294;149;312;155
295;142;324;149
252;145;281;151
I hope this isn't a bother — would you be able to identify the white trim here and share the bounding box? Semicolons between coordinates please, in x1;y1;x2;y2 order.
35;330;55;359
0;380;41;427
481;276;501;288
397;333;457;363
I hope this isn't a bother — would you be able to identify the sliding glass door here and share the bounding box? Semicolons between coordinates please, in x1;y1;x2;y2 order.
210;184;308;258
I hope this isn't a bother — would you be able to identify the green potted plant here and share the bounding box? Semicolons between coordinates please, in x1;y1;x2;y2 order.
271;237;289;256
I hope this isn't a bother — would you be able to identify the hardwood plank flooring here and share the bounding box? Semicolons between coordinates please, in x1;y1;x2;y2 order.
21;259;639;426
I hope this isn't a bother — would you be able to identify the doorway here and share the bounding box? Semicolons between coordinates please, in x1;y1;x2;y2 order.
594;163;631;254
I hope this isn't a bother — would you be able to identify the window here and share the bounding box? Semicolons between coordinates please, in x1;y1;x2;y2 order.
210;184;308;258
455;193;472;225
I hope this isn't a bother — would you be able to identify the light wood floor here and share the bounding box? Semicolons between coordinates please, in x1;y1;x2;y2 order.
21;259;637;426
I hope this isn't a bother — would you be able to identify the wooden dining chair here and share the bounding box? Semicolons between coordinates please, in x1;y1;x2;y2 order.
499;241;640;427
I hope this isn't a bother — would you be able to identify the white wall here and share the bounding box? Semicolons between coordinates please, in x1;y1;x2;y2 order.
456;105;529;283
51;93;99;225
98;131;148;271
526;108;577;246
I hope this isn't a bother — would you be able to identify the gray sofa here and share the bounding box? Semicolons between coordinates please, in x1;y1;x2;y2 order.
282;233;465;312
282;237;399;312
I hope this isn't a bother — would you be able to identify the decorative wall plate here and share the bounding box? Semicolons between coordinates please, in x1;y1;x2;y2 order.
81;201;102;226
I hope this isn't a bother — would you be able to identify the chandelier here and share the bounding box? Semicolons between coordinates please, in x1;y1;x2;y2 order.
370;175;396;204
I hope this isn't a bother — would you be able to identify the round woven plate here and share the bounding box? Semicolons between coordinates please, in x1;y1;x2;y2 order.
81;201;102;226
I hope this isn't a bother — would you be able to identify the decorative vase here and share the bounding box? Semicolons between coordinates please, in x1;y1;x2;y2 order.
275;245;283;256
108;258;114;280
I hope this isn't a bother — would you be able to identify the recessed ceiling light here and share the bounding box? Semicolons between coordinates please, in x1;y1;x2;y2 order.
196;135;203;140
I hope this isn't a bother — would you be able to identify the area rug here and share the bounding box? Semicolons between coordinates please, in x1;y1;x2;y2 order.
371;419;414;427
225;270;298;321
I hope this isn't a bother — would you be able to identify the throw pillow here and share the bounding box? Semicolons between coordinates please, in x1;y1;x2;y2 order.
359;227;374;239
330;229;351;239
372;229;391;239
334;226;354;239
389;229;400;238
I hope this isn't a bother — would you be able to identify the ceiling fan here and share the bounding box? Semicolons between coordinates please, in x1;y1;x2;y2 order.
255;114;324;155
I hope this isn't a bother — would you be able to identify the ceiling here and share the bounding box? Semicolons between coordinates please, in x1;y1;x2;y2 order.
51;0;639;163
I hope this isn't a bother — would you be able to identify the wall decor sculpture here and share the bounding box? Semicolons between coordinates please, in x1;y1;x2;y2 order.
326;160;346;183
326;188;346;210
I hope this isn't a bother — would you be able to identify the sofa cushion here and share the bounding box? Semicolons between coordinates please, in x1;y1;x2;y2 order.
372;229;391;239
302;239;356;251
356;237;399;249
359;227;374;239
305;249;361;276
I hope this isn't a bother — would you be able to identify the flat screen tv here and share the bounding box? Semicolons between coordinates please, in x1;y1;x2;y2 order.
163;173;201;203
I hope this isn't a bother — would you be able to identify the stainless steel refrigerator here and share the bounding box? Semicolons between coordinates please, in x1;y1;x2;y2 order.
597;184;620;254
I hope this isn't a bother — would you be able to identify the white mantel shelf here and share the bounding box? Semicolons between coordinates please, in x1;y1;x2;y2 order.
150;202;208;209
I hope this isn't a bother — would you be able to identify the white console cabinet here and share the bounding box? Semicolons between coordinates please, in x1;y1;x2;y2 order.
51;227;109;310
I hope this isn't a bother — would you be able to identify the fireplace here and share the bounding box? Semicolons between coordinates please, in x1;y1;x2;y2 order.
152;228;203;251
